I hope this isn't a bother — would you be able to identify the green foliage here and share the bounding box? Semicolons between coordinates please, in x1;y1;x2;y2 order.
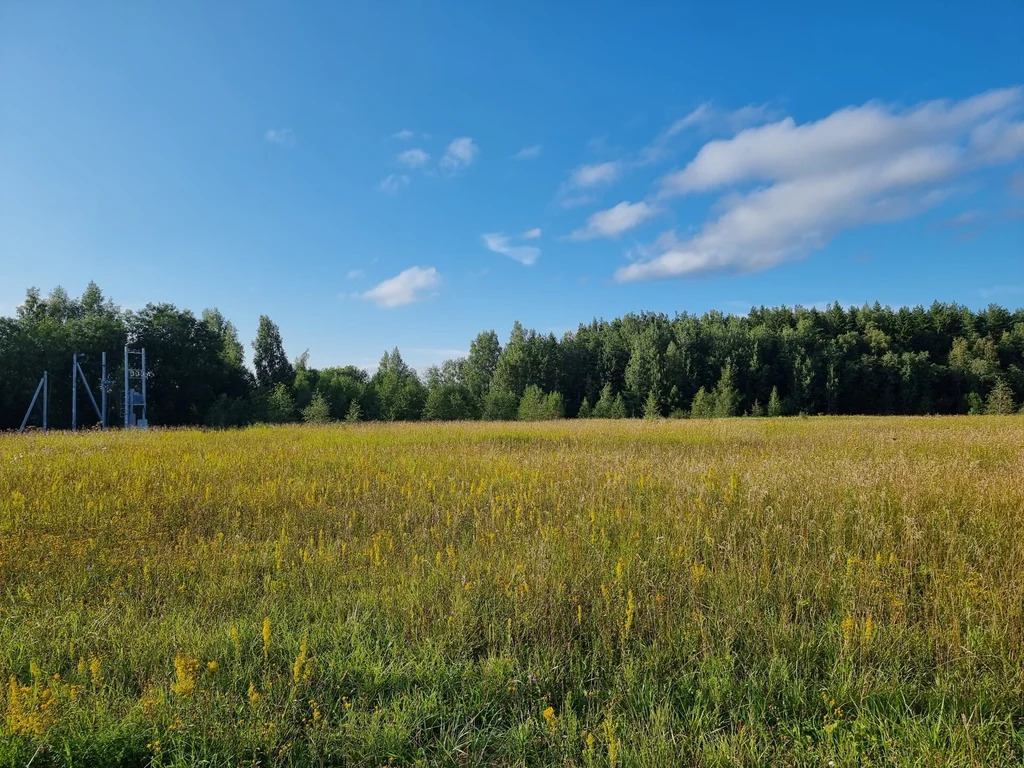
344;400;362;423
265;383;295;423
517;385;563;420
315;366;366;421
643;389;662;419
5;287;1024;429
464;330;501;402
423;382;477;421
712;360;741;418
749;399;765;417
967;391;986;415
577;397;592;419
301;391;331;423
482;388;519;420
372;348;426;421
546;391;565;419
204;394;250;428
690;386;715;419
986;378;1016;415
609;393;627;419
592;384;616;418
252;315;293;389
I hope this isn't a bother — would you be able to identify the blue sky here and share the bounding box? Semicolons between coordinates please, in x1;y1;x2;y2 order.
2;1;1022;371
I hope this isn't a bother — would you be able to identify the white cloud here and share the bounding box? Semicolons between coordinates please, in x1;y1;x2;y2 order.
397;148;430;168
637;103;778;166
378;174;410;194
666;103;777;138
617;87;1024;282
571;201;659;240
522;227;542;239
391;129;415;140
482;233;540;266
346;269;365;280
361;267;441;308
566;161;621;189
440;137;479;172
660;88;1021;196
556;161;624;206
514;144;543;160
264;128;295;146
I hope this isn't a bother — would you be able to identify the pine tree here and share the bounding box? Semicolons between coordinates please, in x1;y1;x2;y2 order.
986;378;1016;415
767;386;784;417
750;399;765;417
517;385;544;420
545;392;565;419
301;391;331;423
593;384;615;418
577;398;592;419
610;394;628;419
344;400;362;423
265;383;295;423
643;389;661;419
712;361;740;418
690;387;714;419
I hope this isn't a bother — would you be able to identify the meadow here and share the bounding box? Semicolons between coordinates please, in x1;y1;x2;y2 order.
1;417;1022;767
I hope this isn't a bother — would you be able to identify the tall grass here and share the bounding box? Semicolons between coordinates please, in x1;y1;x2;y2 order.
1;417;1022;766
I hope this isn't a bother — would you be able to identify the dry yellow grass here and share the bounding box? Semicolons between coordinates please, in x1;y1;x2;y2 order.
1;417;1023;766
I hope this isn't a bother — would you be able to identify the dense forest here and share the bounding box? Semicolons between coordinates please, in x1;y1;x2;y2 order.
1;282;1022;430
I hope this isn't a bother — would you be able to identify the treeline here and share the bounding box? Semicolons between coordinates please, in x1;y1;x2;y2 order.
2;282;1023;430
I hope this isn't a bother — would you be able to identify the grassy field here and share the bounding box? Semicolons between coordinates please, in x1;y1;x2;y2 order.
1;418;1023;767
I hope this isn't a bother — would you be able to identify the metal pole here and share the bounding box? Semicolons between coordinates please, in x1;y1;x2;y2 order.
101;352;107;429
72;353;78;431
77;363;102;422
19;376;45;432
141;347;147;424
43;371;48;431
124;346;129;428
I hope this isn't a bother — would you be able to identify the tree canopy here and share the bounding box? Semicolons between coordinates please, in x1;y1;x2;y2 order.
3;284;1023;430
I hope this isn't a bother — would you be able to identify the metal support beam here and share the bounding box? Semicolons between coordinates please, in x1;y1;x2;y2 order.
101;352;107;428
124;346;129;428
72;353;78;431
141;347;147;424
76;362;102;421
19;375;45;432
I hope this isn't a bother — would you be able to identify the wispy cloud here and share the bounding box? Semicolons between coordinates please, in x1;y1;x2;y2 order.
937;210;986;229
668;102;777;137
377;174;411;194
397;148;430;168
617;87;1024;282
346;269;365;280
482;233;541;266
391;129;415;140
522;227;542;240
566;161;621;189
638;103;778;165
361;267;441;308
440;137;479;172
570;201;659;240
556;161;623;207
514;144;543;160
264;128;295;146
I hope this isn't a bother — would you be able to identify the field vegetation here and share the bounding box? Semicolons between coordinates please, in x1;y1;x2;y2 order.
2;417;1023;766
